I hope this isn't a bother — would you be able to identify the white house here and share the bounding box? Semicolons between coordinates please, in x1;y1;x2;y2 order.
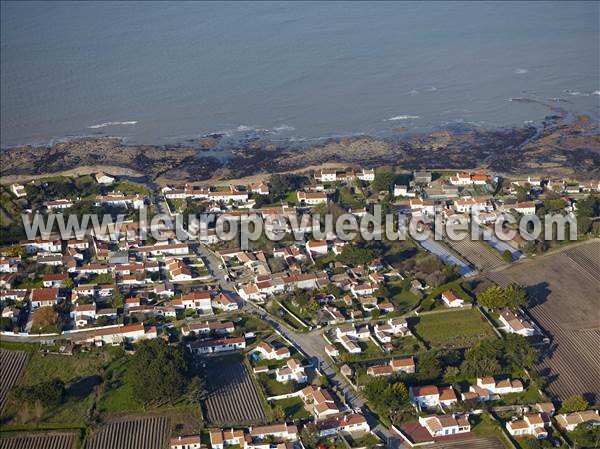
297;191;328;205
178;291;212;314
339;335;361;354
409;385;457;409
513;201;536;215
11;183;26;198
418;414;471;438
249;423;298;441
555;410;600;432
462;377;524;401
45;199;74;210
316;168;338;183
30;288;61;308
441;290;464;308
275;358;308;383
212;293;239;311
300;386;340;419
209;429;245;449
95;172;115;184
448;172;472;186
318;413;370;437
499;309;536;336
253;341;290;360
170;435;202;449
187;336;246;355
506;414;549;439
307;240;328;255
357;168;375;182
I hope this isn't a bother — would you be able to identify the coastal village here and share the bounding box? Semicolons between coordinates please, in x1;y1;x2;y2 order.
1;166;599;449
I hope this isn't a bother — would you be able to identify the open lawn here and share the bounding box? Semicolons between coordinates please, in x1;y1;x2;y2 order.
410;308;496;349
271;396;310;421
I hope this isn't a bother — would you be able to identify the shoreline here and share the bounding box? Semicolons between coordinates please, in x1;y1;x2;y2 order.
1;110;598;184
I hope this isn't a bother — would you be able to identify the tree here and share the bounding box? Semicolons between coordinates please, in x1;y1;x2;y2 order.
501;250;513;263
273;406;286;421
503;334;537;371
110;288;123;309
416;351;442;382
460;339;501;377
372;171;396;192
516;186;529;202
504;283;528;309
338;245;374;266
443;366;461;384
15;379;65;406
570;422;600;449
518;438;543;449
300;423;319;449
477;286;507;309
560;395;589;413
187;375;207;402
130;339;188;404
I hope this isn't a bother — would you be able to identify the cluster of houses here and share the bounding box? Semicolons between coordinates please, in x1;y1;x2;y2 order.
186;413;372;449
331;316;411;355
249;341;309;385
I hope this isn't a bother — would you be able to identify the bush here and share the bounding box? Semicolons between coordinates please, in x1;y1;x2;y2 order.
15;378;65;406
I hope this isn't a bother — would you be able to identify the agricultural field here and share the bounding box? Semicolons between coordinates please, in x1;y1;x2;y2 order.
85;416;170;449
410;308;496;349
487;240;600;404
202;354;268;425
428;435;507;449
0;349;27;412
445;237;505;272
0;433;76;449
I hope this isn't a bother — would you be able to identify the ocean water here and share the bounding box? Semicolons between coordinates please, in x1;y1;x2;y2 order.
1;1;598;148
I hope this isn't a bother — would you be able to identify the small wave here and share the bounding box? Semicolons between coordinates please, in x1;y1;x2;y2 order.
235;125;253;132
424;86;438;92
514;68;528;74
386;115;420;121
592;91;600;96
88;121;138;129
272;124;295;133
407;89;419;95
563;89;591;97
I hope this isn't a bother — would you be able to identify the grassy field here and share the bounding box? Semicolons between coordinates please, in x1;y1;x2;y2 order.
271;396;310;420
96;356;144;415
3;348;117;425
410;308;496;349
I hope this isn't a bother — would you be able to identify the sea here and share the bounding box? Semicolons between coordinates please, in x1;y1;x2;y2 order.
1;1;598;149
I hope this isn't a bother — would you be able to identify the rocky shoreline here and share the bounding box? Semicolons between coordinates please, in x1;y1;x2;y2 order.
1;112;598;184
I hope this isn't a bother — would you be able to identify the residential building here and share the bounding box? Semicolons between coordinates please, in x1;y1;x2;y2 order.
187;336;246;355
441;290;464;308
418;414;471;438
318;413;370;437
499;309;536;336
555;410;600;432
275;358;307;384
506;414;549;439
253;341;291;360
